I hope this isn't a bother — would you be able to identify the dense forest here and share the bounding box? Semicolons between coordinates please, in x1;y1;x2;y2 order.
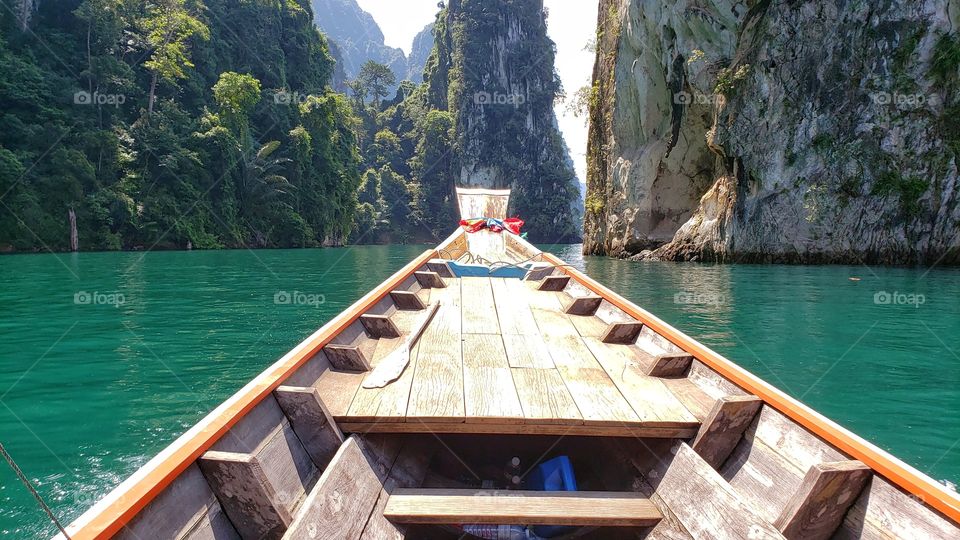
0;0;581;252
0;0;365;251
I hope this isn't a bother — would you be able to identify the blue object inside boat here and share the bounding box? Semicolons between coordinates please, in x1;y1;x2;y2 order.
527;456;578;538
447;261;529;279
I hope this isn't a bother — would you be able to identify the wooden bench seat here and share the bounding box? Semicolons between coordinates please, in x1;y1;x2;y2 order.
383;488;662;527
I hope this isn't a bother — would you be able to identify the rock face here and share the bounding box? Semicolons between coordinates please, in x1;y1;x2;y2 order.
426;0;582;242
408;23;435;82
311;0;433;86
584;0;960;264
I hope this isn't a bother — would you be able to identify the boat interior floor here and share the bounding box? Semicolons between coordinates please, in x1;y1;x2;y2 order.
310;274;704;438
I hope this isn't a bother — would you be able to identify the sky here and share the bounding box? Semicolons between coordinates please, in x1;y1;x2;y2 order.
355;0;599;191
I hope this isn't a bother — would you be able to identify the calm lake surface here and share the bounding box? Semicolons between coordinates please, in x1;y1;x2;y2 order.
1;245;958;537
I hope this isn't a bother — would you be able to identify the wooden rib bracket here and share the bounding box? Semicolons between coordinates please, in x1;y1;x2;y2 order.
690;395;763;469
645;352;694;377
198;451;291;540
563;295;603;316
600;322;643;344
538;275;570;291
524;264;555;281
360;314;401;339
774;460;872;540
427;259;454;278
283;437;384;540
415;271;446;289
383;489;662;527
274;385;344;469
323;344;371;372
390;290;426;310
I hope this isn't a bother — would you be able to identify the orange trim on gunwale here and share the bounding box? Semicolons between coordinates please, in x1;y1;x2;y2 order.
541;252;960;525
65;249;438;540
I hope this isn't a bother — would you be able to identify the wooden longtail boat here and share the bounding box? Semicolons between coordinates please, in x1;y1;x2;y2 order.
60;189;960;540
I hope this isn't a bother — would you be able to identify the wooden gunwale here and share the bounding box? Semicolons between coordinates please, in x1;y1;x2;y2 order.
539;251;960;524
64;248;440;540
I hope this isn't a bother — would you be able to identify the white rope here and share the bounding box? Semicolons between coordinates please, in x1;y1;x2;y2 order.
0;442;72;539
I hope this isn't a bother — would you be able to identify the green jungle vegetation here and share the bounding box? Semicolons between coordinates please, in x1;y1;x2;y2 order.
0;0;580;252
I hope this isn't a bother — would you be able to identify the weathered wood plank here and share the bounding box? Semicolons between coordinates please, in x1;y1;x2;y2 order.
282;437;384;540
561;294;603;316
537;275;570;291
511;367;582;425
384;489;662;526
323;344;371;372
660;378;716;421
720;437;805;523
648;443;786;540
462;334;524;423
414;271;446;288
774;460;871;540
390;290;426;311
567;310;611;338
313;368;365;417
601;321;644;344
636;351;694;378
407;284;464;421
274;385;344;468
555;366;641;426
490;277;540;335
583;337;699;427
460;277;500;334
426;259;454;278
347;338;420;422
542;334;601;370
501;333;554;369
691;395;763;469
116;464;240;540
337;422;695;438
834;475;959;540
359;440;436;540
531;307;580;337
198;451;291;540
360;314;401;339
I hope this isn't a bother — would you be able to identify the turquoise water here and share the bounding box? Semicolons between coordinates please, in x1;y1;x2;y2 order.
1;245;959;537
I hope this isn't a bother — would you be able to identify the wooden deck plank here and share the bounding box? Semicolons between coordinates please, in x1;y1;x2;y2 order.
460;277;500;334
555;366;641;426
337;422;696;438
406;284;464;422
542;335;602;370
346;338;420;423
314;368;365;418
568;312;611;338
511;368;582;425
501;334;554;369
384;489;662;527
490;278;540;335
583;337;699;427
462;334;524;424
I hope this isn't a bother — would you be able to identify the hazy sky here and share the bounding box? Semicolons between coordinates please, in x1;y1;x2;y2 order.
355;0;598;189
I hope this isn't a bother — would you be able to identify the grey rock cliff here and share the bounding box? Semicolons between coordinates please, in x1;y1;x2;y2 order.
584;0;960;264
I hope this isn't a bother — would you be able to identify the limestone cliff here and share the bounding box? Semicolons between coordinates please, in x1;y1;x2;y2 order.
425;0;582;242
585;0;960;264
